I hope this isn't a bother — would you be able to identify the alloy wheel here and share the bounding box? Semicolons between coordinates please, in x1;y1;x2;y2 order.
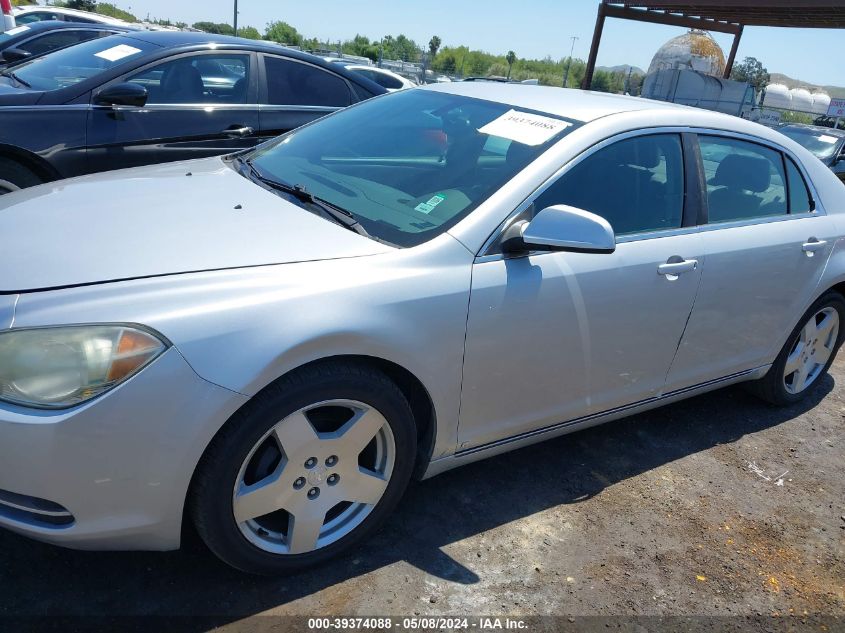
233;399;395;555
783;306;839;394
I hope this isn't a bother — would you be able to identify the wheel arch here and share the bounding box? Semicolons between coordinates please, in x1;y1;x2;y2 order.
181;353;438;540
0;144;61;182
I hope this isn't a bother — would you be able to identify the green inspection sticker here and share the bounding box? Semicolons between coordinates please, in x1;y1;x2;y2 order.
414;194;446;214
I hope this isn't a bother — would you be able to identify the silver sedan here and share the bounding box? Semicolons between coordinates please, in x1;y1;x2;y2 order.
2;83;844;574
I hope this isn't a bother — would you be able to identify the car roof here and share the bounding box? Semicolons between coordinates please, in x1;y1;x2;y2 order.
3;19;129;33
781;123;845;138
422;81;691;123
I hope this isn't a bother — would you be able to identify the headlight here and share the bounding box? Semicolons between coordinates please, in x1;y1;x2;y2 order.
0;325;168;409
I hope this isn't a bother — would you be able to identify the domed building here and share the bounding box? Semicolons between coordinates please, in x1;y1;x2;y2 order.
648;29;726;77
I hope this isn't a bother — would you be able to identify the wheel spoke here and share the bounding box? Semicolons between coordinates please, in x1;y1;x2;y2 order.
802;319;817;343
784;345;804;376
287;505;326;554
816;312;837;342
344;468;389;505
814;344;832;365
233;469;294;523
338;407;387;454
792;360;811;393
273;410;320;457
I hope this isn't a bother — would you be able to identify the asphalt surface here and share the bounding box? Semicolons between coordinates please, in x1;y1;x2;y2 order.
1;357;844;631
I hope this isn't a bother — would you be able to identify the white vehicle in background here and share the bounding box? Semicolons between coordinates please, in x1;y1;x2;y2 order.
1;0;15;33
12;5;139;29
344;65;417;91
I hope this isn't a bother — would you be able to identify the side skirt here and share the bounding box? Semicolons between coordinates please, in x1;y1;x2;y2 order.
421;365;770;479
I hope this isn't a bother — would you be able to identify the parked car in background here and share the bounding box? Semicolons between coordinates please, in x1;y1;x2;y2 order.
12;4;138;29
1;0;14;33
814;115;845;131
779;124;845;184
0;21;129;69
1;84;844;574
344;64;417;91
0;31;385;194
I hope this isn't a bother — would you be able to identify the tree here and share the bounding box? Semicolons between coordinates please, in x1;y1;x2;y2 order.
192;21;235;35
65;0;96;10
428;35;441;59
95;3;137;22
730;56;770;93
239;26;262;40
506;50;516;80
264;21;302;47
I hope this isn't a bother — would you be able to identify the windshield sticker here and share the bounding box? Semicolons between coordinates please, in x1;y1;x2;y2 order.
414;194;446;214
5;26;31;36
478;109;572;146
819;135;839;144
94;44;142;62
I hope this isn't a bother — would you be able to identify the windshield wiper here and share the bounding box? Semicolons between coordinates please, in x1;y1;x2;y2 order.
2;70;31;88
238;157;371;238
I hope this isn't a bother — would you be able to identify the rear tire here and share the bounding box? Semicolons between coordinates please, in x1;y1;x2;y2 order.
189;362;416;575
747;291;845;405
0;157;43;195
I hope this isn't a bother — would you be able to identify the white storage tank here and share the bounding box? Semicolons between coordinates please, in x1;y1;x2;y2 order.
763;83;792;110
790;88;814;113
812;92;831;115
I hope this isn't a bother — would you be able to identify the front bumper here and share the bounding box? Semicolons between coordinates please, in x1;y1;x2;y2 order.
0;348;247;550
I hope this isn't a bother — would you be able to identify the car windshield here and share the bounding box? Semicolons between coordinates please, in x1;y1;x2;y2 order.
3;35;155;91
780;127;843;160
247;90;578;247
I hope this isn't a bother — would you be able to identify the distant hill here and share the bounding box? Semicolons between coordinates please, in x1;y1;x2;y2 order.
770;72;845;98
598;64;646;76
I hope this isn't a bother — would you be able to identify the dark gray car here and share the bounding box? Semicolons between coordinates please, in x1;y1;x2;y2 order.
779;124;845;184
0;31;385;194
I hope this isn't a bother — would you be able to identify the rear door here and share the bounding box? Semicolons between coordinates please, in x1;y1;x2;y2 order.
665;133;837;391
86;50;260;172
257;54;355;142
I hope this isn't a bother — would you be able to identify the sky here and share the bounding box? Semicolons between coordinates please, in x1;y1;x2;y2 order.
112;0;843;87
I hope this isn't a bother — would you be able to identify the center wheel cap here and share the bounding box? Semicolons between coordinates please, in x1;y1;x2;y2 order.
308;465;328;487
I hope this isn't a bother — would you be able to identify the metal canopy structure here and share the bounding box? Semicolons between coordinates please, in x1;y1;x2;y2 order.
582;1;845;89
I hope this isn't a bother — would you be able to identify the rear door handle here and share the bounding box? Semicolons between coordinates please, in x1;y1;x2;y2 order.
223;126;254;138
802;238;827;254
658;258;698;277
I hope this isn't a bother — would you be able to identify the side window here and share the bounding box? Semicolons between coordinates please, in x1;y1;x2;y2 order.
370;71;403;90
20;31;99;56
785;157;813;214
699;136;787;223
127;54;249;105
264;56;351;107
534;134;685;236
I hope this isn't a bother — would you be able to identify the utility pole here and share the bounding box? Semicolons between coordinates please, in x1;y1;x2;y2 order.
233;0;238;36
562;36;578;88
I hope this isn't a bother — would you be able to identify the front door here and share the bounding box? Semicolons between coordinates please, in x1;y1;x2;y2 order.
458;133;704;451
86;51;260;173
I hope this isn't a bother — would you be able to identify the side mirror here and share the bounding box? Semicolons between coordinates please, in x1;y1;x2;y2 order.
502;205;616;254
1;48;32;64
94;82;148;108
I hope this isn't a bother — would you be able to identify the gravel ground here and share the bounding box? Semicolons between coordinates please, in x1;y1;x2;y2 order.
1;357;843;631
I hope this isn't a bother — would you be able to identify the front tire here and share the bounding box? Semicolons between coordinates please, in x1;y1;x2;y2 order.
189;362;416;575
0;157;43;195
747;291;845;406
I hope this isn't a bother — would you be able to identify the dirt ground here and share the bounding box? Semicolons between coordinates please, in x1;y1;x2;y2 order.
1;356;844;631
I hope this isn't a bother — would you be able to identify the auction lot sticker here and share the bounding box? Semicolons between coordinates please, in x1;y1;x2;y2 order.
479;109;571;146
95;44;143;62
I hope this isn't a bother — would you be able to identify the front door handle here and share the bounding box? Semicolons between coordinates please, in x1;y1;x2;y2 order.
223;125;255;138
802;237;827;255
658;257;698;277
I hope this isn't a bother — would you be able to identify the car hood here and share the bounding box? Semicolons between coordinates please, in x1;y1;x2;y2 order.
0;79;42;105
0;157;394;293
